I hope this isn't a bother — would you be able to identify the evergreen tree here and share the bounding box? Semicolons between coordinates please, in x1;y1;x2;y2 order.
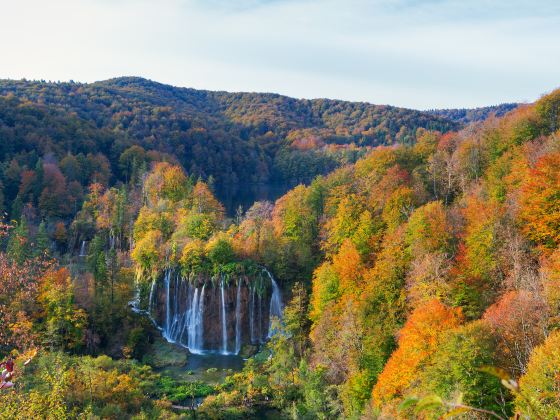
33;158;44;200
6;217;30;264
10;194;23;222
34;220;50;257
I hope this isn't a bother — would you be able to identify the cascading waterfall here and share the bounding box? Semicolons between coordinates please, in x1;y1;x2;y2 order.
145;268;283;355
267;271;284;338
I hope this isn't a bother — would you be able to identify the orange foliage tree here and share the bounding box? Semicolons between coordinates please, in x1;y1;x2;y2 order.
519;151;560;250
371;299;463;407
483;290;547;376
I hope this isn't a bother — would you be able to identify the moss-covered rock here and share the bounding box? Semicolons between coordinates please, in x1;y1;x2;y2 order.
143;337;188;368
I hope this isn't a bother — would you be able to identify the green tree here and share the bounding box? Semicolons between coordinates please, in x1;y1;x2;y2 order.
7;217;30;264
516;330;560;418
34;220;50;257
416;320;508;418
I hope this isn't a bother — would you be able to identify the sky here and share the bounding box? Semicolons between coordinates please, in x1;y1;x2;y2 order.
1;0;559;109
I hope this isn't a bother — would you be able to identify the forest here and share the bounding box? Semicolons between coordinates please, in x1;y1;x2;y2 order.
0;80;559;419
0;76;471;203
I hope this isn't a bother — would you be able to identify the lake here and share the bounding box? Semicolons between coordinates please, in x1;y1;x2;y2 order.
214;182;295;217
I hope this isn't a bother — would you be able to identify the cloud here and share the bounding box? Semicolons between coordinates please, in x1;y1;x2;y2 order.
0;0;558;108
189;0;301;13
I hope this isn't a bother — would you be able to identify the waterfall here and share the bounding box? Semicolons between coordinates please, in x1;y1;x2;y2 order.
148;279;156;314
249;287;256;344
235;279;242;354
187;287;200;350
266;270;284;338
163;270;172;341
145;267;283;355
220;278;228;355
195;284;205;352
258;293;263;343
79;240;87;257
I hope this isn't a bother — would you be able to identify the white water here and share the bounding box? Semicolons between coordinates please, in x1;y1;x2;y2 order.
267;271;284;338
146;267;282;355
163;270;172;342
235;280;242;355
195;285;205;352
148;279;156;314
79;240;87;257
220;278;228;355
249;287;256;344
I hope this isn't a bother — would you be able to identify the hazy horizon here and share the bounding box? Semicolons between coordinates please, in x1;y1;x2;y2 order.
0;75;528;111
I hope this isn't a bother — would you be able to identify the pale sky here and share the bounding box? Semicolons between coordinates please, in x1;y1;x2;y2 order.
1;0;559;109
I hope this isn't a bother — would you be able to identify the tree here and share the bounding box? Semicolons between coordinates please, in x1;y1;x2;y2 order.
6;218;30;264
38;163;70;218
143;162;191;206
34;220;50;257
371;299;463;408
241;200;274;256
406;201;453;256
541;248;560;326
515;330;560;418
519;152;560;250
381;186;415;231
309;262;340;324
452;194;501;318
332;239;364;299
192;180;225;220
87;234;107;283
38;268;87;351
282;283;310;359
53;221;68;253
0;254;49;350
118;145;148;183
416;320;508;417
483;290;547;376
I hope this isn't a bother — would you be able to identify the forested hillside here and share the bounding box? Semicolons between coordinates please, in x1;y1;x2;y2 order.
184;87;560;418
0;77;458;215
1;83;559;419
427;103;519;124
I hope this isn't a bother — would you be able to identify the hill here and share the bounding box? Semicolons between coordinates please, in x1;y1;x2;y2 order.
0;77;458;187
427;102;519;124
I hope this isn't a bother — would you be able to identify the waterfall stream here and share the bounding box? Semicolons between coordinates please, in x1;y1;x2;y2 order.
220;278;228;355
235;280;242;354
267;271;284;338
79;240;87;257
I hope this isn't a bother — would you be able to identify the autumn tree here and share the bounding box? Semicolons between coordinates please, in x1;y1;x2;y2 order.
483;290;547;376
38;268;87;351
519;151;560;250
515;330;560;418
371;299;463;408
415;320;507;417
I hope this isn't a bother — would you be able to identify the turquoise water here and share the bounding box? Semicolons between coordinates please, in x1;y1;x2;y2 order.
159;352;245;384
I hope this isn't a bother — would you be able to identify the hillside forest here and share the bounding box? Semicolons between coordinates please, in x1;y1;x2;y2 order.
1;79;559;419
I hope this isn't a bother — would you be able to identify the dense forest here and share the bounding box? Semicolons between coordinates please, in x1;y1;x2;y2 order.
427;103;519;124
0;77;461;191
1;80;559;419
